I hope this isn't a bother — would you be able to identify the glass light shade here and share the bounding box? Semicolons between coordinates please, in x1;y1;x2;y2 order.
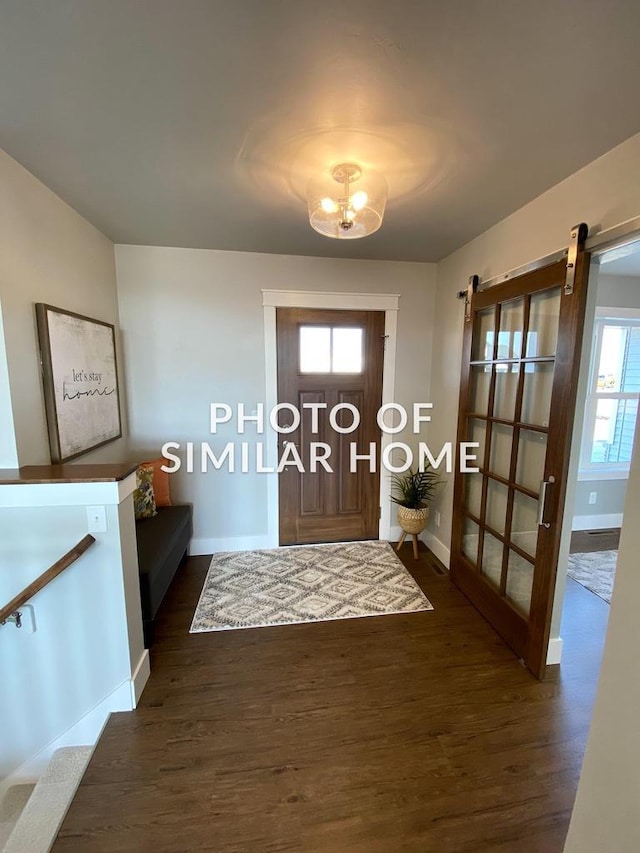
307;163;387;239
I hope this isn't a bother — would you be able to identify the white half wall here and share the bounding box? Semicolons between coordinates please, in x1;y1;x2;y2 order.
116;246;436;548
0;149;126;465
0;475;147;782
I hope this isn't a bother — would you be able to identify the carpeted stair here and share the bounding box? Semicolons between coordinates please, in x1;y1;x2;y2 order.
2;746;92;853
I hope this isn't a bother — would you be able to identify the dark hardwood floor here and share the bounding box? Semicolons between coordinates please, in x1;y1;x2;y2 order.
54;545;609;853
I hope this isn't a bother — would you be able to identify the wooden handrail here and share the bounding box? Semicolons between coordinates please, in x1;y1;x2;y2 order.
0;534;96;624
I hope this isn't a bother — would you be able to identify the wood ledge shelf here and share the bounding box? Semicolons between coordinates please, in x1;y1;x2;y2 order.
0;462;138;486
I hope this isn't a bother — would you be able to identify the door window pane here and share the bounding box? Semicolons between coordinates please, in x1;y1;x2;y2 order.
462;517;480;566
300;327;331;372
510;491;539;557
516;430;547;492
521;362;554;427
485;479;509;535
464;473;483;519
332;328;363;373
527;288;561;357
300;326;363;374
506;550;534;615
481;531;503;589
498;298;524;360
472;308;496;361
468;418;488;467
493;367;518;420
489;424;513;480
470;366;491;414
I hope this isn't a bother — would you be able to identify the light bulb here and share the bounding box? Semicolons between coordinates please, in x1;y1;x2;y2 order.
321;197;338;214
345;209;356;221
351;190;368;211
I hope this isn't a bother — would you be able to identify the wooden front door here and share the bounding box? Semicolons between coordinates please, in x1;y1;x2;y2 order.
450;230;591;678
277;307;385;545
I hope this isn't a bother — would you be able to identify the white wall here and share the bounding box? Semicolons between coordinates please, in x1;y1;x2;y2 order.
116;246;436;550
597;273;640;308
0;299;18;467
0;148;126;465
564;412;640;852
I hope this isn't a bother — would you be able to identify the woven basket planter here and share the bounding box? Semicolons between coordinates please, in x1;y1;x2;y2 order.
397;505;429;535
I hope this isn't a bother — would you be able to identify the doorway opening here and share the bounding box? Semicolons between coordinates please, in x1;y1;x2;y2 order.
560;238;640;649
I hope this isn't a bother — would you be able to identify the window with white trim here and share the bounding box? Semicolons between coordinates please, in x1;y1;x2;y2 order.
580;309;640;476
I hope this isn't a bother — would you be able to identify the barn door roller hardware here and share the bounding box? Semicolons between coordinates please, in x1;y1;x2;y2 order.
565;223;588;295
457;275;479;322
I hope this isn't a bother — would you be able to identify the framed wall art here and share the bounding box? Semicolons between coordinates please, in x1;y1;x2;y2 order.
35;303;122;463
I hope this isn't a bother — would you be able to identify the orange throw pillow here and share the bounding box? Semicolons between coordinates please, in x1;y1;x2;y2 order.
141;457;172;507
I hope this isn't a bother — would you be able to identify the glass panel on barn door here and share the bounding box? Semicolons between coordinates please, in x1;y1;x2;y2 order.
493;365;519;420
489;423;513;480
485;478;509;536
464;472;483;520
515;430;547;492
470;366;491;415
521;362;554;427
527;288;561;358
510;490;539;558
472;307;496;361
463;517;480;566
506;550;534;615
497;298;525;361
481;531;503;590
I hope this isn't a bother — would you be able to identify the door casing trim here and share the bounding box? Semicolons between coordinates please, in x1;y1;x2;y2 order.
263;289;400;546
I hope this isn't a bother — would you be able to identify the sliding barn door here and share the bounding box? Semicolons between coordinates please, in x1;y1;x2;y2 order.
450;227;590;678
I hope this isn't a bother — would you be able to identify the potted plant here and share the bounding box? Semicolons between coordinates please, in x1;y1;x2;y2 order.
390;467;441;554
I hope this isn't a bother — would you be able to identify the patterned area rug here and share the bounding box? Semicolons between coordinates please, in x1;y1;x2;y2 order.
567;550;618;604
190;540;433;632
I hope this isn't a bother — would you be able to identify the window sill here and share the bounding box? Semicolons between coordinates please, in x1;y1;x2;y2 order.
577;469;630;482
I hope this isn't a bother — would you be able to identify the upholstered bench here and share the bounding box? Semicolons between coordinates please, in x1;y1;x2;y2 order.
132;458;192;646
136;504;192;646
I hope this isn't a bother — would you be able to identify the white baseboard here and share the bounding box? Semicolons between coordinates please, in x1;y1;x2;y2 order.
189;534;275;555
131;650;150;706
0;678;133;796
546;636;564;665
421;531;451;569
572;513;623;531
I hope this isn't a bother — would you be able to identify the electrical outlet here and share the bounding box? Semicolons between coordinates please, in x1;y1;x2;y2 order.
87;505;107;533
588;491;597;505
435;510;441;527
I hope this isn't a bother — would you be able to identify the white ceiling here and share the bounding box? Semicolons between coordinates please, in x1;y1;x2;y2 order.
600;243;640;277
2;1;640;262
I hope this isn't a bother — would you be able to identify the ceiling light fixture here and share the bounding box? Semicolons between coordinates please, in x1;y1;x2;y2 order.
307;163;387;239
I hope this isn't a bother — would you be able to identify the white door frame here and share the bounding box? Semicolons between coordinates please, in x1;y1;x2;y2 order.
262;289;400;546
